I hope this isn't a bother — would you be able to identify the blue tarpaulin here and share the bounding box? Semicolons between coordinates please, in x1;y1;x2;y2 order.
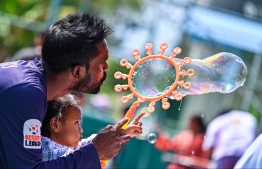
185;5;262;54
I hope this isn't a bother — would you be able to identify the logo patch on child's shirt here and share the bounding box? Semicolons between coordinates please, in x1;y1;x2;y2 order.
23;119;42;149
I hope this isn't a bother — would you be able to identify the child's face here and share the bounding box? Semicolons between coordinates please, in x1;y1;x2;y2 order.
56;107;83;147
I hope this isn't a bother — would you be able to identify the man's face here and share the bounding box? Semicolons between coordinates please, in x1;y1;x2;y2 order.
71;40;109;94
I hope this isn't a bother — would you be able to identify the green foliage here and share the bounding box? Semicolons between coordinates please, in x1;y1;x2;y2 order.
249;104;261;124
0;0;48;61
0;0;142;62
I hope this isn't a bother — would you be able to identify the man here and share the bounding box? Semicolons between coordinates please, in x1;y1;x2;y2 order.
202;109;257;169
0;13;131;168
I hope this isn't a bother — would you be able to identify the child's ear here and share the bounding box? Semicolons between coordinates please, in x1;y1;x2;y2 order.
50;118;59;133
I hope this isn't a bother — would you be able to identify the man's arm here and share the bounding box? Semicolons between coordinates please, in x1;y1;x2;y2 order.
0;84;101;169
42;144;100;168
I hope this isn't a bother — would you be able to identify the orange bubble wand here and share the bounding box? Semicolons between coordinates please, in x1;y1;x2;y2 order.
101;42;194;169
101;42;247;168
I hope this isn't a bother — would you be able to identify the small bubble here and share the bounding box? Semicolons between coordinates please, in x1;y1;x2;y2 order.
147;133;157;144
201;114;205;118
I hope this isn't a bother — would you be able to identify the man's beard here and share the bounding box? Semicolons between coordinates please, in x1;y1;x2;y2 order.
69;71;107;94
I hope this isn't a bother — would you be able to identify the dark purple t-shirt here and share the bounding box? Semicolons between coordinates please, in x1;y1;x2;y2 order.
0;59;100;169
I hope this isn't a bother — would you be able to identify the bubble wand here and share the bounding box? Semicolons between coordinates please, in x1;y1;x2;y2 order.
101;42;247;168
101;43;195;168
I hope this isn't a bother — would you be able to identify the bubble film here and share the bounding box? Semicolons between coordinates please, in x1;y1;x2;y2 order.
172;52;247;97
132;52;247;98
132;58;176;98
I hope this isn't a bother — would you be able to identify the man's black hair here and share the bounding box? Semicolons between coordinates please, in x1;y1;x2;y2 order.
41;13;113;73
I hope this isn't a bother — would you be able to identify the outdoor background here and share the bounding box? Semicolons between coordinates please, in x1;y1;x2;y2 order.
1;0;262;168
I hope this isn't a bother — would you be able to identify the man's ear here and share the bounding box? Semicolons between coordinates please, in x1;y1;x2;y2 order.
50;118;59;133
72;65;86;80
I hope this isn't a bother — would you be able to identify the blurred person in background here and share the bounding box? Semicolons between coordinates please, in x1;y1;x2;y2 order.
203;108;257;169
234;131;262;168
9;29;48;61
0;13;132;168
155;114;210;169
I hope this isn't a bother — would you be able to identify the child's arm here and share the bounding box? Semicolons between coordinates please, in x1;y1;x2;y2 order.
125;112;145;137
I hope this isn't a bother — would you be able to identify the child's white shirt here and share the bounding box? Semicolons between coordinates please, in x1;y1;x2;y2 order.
41;134;97;161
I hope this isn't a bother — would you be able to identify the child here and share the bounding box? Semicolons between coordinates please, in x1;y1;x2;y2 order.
41;94;144;161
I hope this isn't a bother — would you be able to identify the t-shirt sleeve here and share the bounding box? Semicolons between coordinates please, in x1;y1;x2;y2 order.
234;134;262;169
43;144;101;169
0;84;100;169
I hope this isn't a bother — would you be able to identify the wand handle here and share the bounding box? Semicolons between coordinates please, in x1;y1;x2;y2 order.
100;104;138;169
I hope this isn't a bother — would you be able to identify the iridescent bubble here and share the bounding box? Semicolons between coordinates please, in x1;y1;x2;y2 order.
147;133;157;144
131;52;247;98
173;52;247;97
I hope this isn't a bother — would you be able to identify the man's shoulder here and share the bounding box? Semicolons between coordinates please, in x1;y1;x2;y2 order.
0;60;46;96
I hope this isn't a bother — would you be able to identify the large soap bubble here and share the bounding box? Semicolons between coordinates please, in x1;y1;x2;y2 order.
169;52;247;98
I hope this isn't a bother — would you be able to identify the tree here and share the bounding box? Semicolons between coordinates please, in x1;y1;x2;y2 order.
0;0;142;62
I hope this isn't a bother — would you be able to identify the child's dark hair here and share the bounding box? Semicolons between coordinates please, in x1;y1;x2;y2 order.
41;94;81;137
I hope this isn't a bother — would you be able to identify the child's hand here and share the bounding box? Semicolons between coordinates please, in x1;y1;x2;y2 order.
125;112;145;137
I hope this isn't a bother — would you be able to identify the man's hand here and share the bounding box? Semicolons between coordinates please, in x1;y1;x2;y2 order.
125;112;145;137
91;118;131;160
